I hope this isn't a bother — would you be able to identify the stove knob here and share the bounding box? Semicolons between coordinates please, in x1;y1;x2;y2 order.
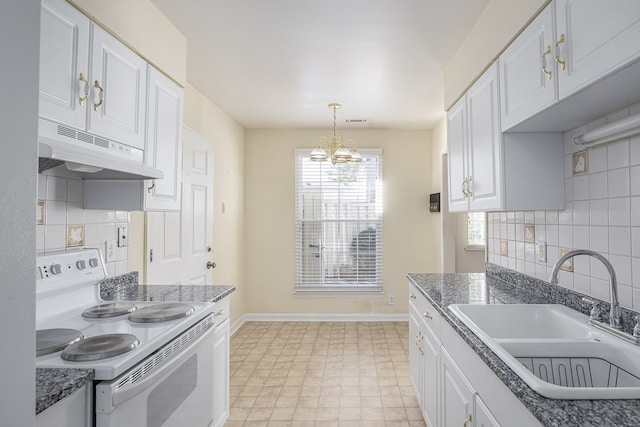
89;258;99;268
50;264;62;275
76;260;87;270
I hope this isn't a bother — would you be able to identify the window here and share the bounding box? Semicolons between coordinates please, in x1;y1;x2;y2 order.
466;212;486;250
295;148;383;293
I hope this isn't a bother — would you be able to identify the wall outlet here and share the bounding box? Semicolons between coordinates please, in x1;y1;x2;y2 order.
388;294;395;305
105;240;116;263
118;226;128;247
537;240;547;263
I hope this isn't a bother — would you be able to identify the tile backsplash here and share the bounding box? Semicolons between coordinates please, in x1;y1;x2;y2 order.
37;170;129;277
488;103;640;310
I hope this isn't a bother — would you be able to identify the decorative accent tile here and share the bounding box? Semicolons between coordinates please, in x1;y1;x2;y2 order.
559;248;574;272
572;150;588;175
524;224;535;243
500;240;508;256
66;225;85;247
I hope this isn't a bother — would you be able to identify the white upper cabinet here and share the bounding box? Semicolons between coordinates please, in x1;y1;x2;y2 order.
499;0;640;132
88;25;147;150
83;66;184;211
143;66;184;210
555;0;640;99
465;66;503;212
447;64;503;212
446;98;469;212
447;63;565;212
39;0;90;131
39;0;147;150
499;4;557;132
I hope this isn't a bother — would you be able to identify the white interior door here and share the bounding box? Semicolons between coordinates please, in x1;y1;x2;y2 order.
145;127;214;285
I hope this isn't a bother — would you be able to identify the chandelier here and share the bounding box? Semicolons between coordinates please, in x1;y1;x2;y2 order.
309;103;362;164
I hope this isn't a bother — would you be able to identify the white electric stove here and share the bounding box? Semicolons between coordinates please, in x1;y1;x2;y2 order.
35;248;216;380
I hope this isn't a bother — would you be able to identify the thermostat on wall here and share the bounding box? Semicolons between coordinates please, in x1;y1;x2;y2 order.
429;193;440;212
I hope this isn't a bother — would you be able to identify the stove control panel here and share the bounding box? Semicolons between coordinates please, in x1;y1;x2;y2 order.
36;249;106;290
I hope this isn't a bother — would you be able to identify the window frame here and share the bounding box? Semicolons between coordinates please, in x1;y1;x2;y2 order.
294;148;383;295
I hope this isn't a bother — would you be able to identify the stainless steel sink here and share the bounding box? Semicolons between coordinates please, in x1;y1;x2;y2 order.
449;304;640;399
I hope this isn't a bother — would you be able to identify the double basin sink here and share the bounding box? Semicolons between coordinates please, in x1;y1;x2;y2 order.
448;304;640;399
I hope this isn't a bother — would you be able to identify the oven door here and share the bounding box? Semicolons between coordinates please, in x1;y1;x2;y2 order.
95;318;215;427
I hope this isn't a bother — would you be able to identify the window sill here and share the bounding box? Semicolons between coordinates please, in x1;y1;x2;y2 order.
294;287;384;297
465;244;486;251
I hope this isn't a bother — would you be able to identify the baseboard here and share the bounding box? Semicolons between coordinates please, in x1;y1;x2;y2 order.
230;313;408;335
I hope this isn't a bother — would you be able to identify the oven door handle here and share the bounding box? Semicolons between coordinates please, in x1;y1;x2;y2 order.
96;320;216;412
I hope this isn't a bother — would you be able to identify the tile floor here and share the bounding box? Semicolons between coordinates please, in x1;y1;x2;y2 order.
224;321;426;427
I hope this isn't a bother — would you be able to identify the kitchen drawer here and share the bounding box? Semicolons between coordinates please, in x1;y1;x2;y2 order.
409;285;441;338
213;297;230;324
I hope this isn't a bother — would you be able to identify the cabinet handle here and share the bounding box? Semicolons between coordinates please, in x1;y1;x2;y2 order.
93;80;104;111
555;34;566;70
461;178;469;197
409;293;416;300
541;45;552;80
78;73;89;106
423;312;433;320
465;176;473;197
206;261;217;269
463;413;472;426
147;182;155;193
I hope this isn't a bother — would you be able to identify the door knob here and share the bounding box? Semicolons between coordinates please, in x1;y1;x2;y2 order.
206;261;216;269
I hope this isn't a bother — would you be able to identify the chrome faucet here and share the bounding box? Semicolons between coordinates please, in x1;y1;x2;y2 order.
550;249;621;330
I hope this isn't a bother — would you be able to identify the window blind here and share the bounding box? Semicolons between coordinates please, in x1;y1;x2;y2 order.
295;148;383;292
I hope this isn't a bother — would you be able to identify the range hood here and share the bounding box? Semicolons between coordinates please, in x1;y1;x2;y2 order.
38;119;163;180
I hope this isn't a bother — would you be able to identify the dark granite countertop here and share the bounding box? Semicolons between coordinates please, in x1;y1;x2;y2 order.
36;368;93;415
36;271;235;415
407;267;640;427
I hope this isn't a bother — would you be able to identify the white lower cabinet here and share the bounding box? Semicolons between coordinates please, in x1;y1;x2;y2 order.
409;295;439;427
36;384;91;427
475;394;501;427
408;283;540;426
441;347;475;427
211;315;230;427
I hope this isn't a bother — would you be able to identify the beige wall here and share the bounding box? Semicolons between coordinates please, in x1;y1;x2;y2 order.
244;129;437;315
69;0;187;85
183;84;246;325
443;0;548;109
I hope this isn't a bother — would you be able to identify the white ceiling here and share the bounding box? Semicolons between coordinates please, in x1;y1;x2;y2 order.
151;0;489;130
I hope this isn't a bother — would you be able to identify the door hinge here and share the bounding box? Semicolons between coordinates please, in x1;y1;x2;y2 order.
149;249;153;263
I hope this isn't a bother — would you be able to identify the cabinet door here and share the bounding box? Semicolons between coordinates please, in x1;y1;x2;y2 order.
475;395;501;427
408;303;424;407
556;0;640;99
144;66;184;211
422;320;439;427
441;347;474;427
88;24;147;149
39;0;90;130
466;64;503;211
447;96;469;212
499;4;557;131
212;319;230;427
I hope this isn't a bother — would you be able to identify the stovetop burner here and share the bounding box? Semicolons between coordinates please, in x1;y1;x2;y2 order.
36;328;84;357
82;302;137;319
61;333;140;362
128;302;195;323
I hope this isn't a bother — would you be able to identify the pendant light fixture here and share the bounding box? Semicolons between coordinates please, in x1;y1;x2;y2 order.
309;103;362;164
